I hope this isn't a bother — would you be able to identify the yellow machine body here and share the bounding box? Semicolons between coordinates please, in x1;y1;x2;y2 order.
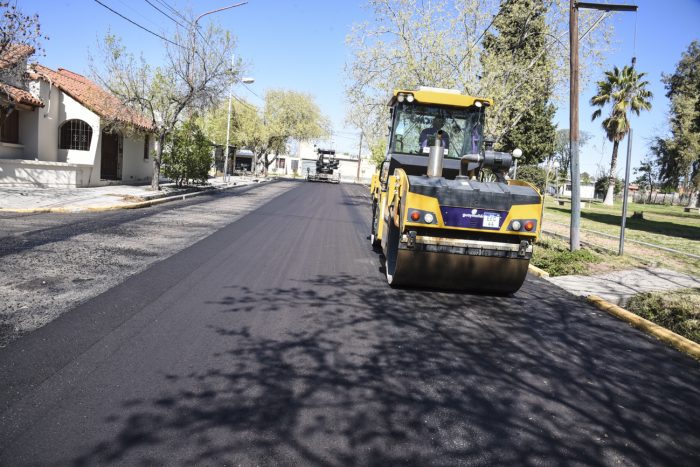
369;87;543;293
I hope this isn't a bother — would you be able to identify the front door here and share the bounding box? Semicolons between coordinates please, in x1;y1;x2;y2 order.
100;131;122;180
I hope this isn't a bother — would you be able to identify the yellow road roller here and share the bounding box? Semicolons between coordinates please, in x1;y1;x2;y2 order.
369;87;543;293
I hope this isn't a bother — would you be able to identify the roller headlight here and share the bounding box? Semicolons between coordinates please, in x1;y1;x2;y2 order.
406;93;415;103
397;93;405;102
511;220;522;231
424;212;434;223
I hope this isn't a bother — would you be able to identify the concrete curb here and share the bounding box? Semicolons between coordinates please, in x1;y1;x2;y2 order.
528;264;550;277
0;180;268;214
587;294;700;361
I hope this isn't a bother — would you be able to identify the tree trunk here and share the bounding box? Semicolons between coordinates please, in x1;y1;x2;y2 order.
603;140;620;205
151;132;166;191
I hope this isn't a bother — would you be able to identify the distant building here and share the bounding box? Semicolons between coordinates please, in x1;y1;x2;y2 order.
559;179;595;200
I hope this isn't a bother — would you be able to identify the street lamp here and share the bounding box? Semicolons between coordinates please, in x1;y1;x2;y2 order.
189;2;249;183
223;59;254;182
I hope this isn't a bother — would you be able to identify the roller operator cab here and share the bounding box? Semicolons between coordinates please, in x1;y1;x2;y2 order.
369;87;543;294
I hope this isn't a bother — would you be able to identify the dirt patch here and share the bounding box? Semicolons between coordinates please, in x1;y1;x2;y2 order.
0;182;296;348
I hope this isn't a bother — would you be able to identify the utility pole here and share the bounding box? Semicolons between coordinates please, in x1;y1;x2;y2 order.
619;55;637;255
355;131;363;183
223;53;235;183
569;1;638;251
619;127;633;255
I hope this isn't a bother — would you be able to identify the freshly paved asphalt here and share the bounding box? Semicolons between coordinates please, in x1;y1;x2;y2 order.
0;182;698;466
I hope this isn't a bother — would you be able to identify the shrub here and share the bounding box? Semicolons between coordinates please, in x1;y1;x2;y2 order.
594;177;623;198
162;119;212;187
626;288;700;343
531;237;602;276
515;164;547;193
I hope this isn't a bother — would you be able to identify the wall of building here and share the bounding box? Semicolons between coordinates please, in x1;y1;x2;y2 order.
121;134;153;184
58;91;101;166
0;159;90;187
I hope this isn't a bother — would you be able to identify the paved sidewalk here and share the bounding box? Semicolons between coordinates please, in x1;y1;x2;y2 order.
0;176;263;212
546;267;700;305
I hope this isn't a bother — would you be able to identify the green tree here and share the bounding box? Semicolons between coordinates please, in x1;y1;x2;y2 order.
231;90;329;176
481;0;556;164
516;164;547;193
369;139;387;169
92;20;239;190
552;129;591;180
657;41;700;206
161;118;212;187
590;65;653;205
594;176;622;199
634;155;659;203
346;0;613;146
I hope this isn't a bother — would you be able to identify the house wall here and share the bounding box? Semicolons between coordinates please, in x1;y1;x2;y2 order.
0;159;91;188
0;107;39;160
0;141;24;159
35;80;61;162
121;134;153;184
58;91;101;166
560;183;595;200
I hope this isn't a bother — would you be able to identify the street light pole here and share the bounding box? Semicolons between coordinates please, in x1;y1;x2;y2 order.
189;2;249;184
222;56;254;183
569;1;638;252
223;54;235;183
355;131;363;183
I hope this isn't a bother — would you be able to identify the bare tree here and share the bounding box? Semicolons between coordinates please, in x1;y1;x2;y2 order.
91;20;238;190
0;1;47;57
345;0;614;146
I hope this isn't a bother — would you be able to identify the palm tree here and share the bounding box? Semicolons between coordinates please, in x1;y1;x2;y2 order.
590;65;653;205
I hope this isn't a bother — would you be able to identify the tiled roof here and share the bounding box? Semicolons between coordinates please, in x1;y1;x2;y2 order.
0;82;44;107
0;44;34;70
31;64;155;131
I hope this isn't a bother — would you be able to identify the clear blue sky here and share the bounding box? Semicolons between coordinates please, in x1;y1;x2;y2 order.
21;0;700;174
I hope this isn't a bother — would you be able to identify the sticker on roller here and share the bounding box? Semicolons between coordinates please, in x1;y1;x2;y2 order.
440;206;506;229
483;212;500;228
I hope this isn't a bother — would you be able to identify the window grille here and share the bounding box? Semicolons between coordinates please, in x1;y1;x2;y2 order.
59;119;93;150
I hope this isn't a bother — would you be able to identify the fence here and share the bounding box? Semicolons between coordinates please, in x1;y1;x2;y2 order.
631;191;694;206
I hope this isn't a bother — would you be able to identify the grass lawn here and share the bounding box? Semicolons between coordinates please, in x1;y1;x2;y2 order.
541;197;700;277
531;236;647;276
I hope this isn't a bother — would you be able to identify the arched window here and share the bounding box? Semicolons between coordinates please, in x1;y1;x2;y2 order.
59;119;93;151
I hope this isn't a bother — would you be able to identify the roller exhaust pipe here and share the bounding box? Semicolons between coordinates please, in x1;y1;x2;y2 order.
427;132;445;177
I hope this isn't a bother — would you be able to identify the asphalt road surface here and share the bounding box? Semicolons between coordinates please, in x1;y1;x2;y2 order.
1;181;698;466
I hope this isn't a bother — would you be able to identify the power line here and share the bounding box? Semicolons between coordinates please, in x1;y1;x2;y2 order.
231;94;258;111
154;0;191;25
114;0;161;29
143;0;187;28
242;83;263;101
94;0;183;48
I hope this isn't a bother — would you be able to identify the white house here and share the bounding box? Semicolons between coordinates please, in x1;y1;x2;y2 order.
559;179;596;200
0;45;156;188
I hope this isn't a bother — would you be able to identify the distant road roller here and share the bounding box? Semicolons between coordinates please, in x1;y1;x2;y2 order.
369;87;543;293
307;148;340;183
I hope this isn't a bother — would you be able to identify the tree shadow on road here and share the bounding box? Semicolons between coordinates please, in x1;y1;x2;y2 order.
73;274;700;466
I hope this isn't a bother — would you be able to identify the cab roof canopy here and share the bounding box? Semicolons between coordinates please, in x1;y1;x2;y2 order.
389;87;494;108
